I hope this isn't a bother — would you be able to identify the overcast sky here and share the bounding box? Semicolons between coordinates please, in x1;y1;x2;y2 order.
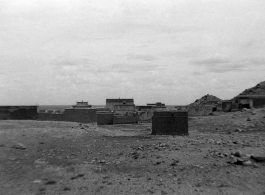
1;0;265;105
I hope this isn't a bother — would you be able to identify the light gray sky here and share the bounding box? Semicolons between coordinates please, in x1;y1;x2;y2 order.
1;0;265;105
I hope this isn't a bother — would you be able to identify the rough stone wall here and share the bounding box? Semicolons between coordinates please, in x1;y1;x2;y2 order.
222;102;232;112
175;105;212;116
188;105;213;116
152;111;188;135
0;106;38;120
64;109;97;123
253;98;265;108
113;115;138;124
97;113;114;125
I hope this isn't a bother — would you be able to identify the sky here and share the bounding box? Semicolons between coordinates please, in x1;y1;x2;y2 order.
0;0;265;105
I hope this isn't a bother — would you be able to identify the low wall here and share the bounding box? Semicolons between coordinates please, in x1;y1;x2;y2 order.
97;113;114;125
0;106;38;120
38;109;97;123
113;115;139;124
138;111;154;122
38;113;64;121
64;109;97;123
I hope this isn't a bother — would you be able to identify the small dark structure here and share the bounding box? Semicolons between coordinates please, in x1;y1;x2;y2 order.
0;106;38;120
152;111;188;135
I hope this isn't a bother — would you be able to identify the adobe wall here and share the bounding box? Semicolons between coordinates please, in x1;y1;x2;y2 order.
0;106;38;120
113;115;139;124
97;113;114;125
114;105;135;112
37;113;64;121
64;109;97;123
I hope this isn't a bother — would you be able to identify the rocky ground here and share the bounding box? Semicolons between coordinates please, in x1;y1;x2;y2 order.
0;108;265;195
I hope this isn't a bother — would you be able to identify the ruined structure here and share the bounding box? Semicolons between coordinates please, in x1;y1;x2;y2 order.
229;81;265;110
152;111;188;135
231;95;265;109
0;106;38;120
175;105;213;116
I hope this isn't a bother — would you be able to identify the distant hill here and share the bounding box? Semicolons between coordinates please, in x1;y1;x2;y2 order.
237;81;265;96
190;94;222;106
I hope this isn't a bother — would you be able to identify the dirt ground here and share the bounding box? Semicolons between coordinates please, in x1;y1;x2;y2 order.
0;108;265;195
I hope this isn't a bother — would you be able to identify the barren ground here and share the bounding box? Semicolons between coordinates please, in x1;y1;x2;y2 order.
0;109;265;195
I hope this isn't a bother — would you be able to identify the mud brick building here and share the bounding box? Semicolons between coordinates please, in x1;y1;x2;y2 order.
114;104;136;114
106;98;134;111
152;111;188;135
0;106;38;120
72;101;92;108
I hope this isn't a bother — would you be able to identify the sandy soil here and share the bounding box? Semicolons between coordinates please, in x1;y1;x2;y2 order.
0;108;265;195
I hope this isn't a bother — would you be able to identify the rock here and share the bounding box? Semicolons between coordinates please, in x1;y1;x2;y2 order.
170;159;179;166
63;187;71;191
251;112;256;115
34;159;47;165
44;180;57;185
70;173;85;180
247;117;251;121
235;128;243;132
242;160;253;166
154;161;162;165
234;151;242;157
251;155;265;162
242;108;249;112
11;143;26;150
32;180;42;184
0;144;5;147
